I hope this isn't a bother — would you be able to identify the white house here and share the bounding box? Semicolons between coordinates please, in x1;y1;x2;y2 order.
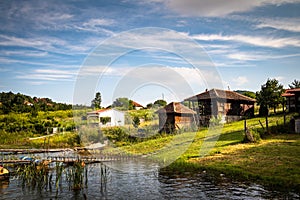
87;109;125;127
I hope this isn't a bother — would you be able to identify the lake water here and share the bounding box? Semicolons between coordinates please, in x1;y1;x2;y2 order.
0;159;299;200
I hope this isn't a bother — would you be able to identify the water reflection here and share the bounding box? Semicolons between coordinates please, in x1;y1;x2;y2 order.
0;160;299;200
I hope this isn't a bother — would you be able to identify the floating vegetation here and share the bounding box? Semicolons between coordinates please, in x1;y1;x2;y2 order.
65;160;86;190
99;162;110;194
15;160;87;193
13;158;111;197
16;161;50;192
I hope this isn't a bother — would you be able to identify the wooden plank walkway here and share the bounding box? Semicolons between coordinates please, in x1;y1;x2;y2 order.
47;155;139;164
1;160;32;164
1;155;141;165
0;149;71;154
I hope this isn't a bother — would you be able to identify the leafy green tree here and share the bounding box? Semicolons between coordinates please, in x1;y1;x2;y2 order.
112;97;129;110
146;103;153;109
132;116;140;128
128;100;135;110
256;79;284;114
91;92;102;110
235;90;256;99
0;92;71;114
256;79;284;133
289;79;300;89
153;99;167;107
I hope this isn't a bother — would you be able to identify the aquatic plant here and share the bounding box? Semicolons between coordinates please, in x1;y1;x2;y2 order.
65;160;86;190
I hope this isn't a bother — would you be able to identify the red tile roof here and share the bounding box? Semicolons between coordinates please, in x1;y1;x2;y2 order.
285;88;300;93
156;102;196;114
282;93;295;97
282;88;300;97
185;89;256;102
131;101;144;108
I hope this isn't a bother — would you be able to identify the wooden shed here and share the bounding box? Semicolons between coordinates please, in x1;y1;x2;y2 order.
156;102;197;133
184;89;256;125
282;88;300;113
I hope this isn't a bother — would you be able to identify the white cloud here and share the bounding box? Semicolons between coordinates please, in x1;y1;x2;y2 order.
83;18;115;27
256;18;300;32
273;76;285;81
227;52;300;61
233;76;249;86
0;34;97;55
190;33;300;48
161;0;300;17
1;50;48;57
16;68;77;81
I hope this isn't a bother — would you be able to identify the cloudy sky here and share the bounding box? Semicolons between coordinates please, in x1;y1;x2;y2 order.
1;0;300;106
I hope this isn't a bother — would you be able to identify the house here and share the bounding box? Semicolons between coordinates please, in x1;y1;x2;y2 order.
23;100;33;106
282;88;300;113
131;101;144;110
184;89;256;125
156;102;197;133
87;108;125;127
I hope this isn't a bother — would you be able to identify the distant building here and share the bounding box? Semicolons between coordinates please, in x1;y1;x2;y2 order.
87;109;125;127
131;101;144;110
156;102;197;133
184;89;256;125
282;88;300;113
23;100;33;106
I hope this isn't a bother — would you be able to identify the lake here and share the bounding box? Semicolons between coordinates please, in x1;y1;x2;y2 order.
0;158;299;200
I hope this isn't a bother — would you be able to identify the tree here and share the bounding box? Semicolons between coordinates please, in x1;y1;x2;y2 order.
112;97;129;110
289;79;300;89
153;99;167;107
128;100;135;110
235;90;256;99
132;116;140;128
91;92;102;110
256;79;284;114
146;103;153;109
256;79;284;133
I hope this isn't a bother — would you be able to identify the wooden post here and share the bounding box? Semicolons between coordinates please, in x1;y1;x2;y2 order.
266;116;269;134
284;106;286;126
259;120;265;131
244;116;247;133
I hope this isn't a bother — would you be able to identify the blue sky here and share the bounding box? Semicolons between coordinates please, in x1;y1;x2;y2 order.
1;0;300;106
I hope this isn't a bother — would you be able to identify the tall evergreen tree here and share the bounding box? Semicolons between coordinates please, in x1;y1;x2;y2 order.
91;92;102;109
289;79;300;89
256;78;284;133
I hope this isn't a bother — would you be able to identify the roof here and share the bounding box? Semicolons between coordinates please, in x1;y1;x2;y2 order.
185;89;256;102
87;108;124;115
282;93;295;97
156;102;196;114
285;88;300;93
281;88;300;97
131;101;144;108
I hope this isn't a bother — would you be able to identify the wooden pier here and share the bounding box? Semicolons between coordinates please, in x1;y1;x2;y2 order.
1;154;141;165
0;148;72;154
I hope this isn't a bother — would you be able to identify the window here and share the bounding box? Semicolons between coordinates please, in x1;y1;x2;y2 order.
100;117;111;125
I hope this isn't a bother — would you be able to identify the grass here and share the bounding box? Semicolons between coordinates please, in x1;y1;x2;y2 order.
190;134;300;191
118;112;300;191
0;131;81;149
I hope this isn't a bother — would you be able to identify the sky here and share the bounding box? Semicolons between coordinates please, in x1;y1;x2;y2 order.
1;0;300;107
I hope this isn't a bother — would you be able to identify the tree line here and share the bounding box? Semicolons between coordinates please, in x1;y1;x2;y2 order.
91;91;167;110
0;91;72;114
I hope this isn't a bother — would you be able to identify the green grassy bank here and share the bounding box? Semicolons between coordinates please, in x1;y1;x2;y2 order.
121;113;300;192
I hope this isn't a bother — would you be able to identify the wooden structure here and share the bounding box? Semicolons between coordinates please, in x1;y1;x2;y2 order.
156;102;196;133
184;89;256;125
282;88;300;113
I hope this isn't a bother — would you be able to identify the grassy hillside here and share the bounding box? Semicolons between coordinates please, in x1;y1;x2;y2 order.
0;110;79;148
119;112;300;191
